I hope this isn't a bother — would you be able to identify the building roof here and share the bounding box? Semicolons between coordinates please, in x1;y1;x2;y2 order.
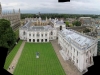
60;29;97;50
20;21;53;31
56;21;65;25
51;19;65;25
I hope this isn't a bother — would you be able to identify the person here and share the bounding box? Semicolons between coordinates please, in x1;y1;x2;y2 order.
9;67;10;70
12;65;14;69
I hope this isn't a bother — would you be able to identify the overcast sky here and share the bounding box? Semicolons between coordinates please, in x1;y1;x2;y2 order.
0;0;100;14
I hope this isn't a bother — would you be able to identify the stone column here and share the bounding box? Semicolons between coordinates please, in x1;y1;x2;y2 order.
47;32;49;42
43;32;45;42
31;32;33;42
35;32;37;42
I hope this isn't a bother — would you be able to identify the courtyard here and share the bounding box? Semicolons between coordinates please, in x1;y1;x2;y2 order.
5;41;66;75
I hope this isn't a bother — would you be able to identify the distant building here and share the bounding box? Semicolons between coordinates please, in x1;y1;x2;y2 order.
79;17;93;26
58;28;97;74
0;3;20;30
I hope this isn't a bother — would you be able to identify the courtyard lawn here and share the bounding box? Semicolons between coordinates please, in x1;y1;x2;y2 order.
4;40;23;69
14;42;66;75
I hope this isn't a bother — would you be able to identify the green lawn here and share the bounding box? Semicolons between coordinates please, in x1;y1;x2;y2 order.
4;40;23;69
14;42;66;75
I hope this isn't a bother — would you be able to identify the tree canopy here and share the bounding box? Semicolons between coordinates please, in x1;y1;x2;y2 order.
65;21;69;27
0;19;16;50
72;21;81;26
21;13;99;19
83;28;91;33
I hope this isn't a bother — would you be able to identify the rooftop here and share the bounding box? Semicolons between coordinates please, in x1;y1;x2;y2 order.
20;21;53;31
60;28;97;50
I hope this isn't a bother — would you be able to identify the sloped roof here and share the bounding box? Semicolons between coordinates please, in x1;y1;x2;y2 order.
60;29;96;50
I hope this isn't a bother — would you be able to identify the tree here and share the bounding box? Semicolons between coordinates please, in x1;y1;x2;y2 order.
72;21;81;26
65;21;69;27
83;28;91;33
0;19;16;50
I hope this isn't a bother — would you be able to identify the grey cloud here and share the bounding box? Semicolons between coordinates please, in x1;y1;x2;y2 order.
0;0;100;14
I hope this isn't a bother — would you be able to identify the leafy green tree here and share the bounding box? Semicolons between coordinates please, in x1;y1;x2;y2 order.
72;21;81;26
65;21;69;27
0;19;16;50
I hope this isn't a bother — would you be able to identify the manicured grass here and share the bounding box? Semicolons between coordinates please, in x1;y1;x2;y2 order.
14;42;66;75
4;40;23;69
14;29;19;39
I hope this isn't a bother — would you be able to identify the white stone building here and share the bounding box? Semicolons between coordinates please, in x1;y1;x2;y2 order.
0;3;20;30
19;17;97;74
58;28;98;74
19;17;66;42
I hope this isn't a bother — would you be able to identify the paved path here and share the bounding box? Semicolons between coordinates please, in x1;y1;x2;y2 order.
7;41;25;74
50;40;82;75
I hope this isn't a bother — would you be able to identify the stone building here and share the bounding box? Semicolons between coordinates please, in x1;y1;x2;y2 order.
58;28;97;74
19;17;98;74
0;3;21;30
19;17;66;42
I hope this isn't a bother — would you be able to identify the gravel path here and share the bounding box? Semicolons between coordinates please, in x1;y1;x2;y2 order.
7;41;25;74
50;40;82;75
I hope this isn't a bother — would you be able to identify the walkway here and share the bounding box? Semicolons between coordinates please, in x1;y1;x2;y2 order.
50;40;82;75
7;41;25;74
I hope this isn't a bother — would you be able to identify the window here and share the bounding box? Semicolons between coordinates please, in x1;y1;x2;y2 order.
45;39;47;42
37;33;39;37
23;31;25;35
41;39;43;42
33;39;35;42
86;51;88;56
37;39;39;42
60;26;62;30
77;51;78;56
41;34;43;37
45;34;47;36
51;31;53;35
33;34;34;37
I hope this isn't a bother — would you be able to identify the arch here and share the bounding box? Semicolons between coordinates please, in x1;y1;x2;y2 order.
37;39;39;42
